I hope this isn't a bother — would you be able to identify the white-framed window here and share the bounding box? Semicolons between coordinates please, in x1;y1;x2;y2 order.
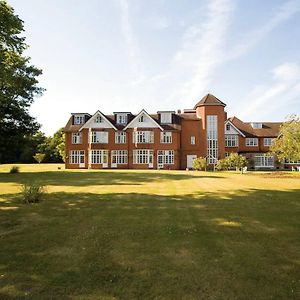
225;152;230;157
225;135;238;147
246;138;258;146
207;115;218;164
69;150;85;164
138;115;144;123
115;131;126;144
191;136;195;145
254;155;274;167
226;123;231;131
264;138;274;146
160;113;172;124
160;132;172;143
74;115;85;124
251;122;262;129
111;150;128;164
90;131;108;143
133;149;153;164
95;115;102;123
116;114;127;124
90;150;108;164
133;131;154;143
285;159;300;164
72;132;82;144
157;150;174;165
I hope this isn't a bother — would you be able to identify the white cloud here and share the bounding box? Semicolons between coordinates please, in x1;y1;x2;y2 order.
238;62;300;120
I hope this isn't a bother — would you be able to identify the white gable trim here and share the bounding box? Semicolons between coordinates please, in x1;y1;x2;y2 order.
225;120;245;137
79;110;117;131
123;109;164;131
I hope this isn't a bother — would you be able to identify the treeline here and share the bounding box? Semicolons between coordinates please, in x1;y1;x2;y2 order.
1;128;65;164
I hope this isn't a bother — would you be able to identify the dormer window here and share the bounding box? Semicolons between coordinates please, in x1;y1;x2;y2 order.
117;114;127;124
95;115;102;123
251;122;262;129
158;111;174;124
138;115;144;123
74;115;85;125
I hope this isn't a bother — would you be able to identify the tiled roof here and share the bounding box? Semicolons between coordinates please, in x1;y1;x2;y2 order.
194;94;226;109
229;116;281;137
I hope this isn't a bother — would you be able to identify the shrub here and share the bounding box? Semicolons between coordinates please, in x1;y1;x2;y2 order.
216;154;247;173
193;157;207;171
21;182;45;204
9;166;20;174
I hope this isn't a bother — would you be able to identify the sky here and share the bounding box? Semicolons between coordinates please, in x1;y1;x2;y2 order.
8;0;300;135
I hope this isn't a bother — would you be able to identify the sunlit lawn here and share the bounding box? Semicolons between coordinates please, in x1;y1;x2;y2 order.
0;164;299;299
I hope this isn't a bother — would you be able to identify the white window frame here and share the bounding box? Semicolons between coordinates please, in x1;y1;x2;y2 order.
264;138;274;146
90;131;109;144
90;150;108;164
207;115;218;164
246;138;258;146
133;149;153;164
69;150;85;164
226;123;231;131
138;115;144;123
160;113;172;124
116;114;127;124
157;150;174;166
115;131;126;144
72;132;82;144
191;136;196;145
160;132;172;143
254;155;274;168
95;115;102;123
111;150;128;165
133;131;154;144
225;135;238;147
74;115;85;125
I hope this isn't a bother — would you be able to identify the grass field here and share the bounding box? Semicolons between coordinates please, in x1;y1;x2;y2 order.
0;164;299;299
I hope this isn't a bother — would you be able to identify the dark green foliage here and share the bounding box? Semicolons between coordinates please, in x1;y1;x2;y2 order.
21;182;45;203
0;1;44;163
9;165;19;173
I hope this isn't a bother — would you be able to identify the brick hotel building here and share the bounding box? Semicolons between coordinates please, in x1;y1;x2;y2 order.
64;94;297;170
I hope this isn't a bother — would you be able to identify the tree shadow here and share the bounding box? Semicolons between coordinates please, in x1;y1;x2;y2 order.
0;171;224;186
0;188;299;299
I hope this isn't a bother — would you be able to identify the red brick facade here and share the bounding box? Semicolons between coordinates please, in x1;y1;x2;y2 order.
64;94;295;170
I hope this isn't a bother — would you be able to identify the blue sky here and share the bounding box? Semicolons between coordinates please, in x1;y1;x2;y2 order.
9;0;300;135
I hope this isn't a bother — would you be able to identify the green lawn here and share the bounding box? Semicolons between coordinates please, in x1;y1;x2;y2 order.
0;164;299;299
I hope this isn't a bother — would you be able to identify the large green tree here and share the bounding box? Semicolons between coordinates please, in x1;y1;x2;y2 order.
0;1;44;163
270;115;300;162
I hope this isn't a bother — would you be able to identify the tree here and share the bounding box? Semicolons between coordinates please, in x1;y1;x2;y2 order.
216;153;247;173
33;152;45;163
270;115;300;162
0;1;44;163
192;157;207;171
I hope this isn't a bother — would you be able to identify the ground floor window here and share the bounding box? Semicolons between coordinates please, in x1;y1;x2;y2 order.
254;154;274;167
69;150;85;164
111;150;128;164
207;139;218;164
157;150;174;165
90;150;108;164
133;149;153;164
285;159;300;164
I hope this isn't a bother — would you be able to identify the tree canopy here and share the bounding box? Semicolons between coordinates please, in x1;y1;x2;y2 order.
270;115;300;162
0;1;44;163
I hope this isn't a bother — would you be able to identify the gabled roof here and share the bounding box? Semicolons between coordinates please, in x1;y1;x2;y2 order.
225;119;246;137
123;109;164;131
79;110;118;131
194;94;226;109
228;116;281;137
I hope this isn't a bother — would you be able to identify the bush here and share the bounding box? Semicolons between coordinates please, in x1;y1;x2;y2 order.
9;166;20;174
21;182;45;204
216;154;247;173
193;157;207;171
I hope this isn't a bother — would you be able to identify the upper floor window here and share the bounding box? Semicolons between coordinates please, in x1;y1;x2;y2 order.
160;132;172;143
191;136;196;145
115;131;126;144
160;112;172;124
133;131;154;144
72;132;82;144
95;115;102;123
225;135;238;147
74;115;85;125
226;123;231;131
264;138;274;146
138;115;144;123
246;138;258;146
251;122;262;129
90;131;108;144
117;114;127;124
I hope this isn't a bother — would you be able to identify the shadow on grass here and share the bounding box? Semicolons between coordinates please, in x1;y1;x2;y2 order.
0;171;224;186
0;189;299;299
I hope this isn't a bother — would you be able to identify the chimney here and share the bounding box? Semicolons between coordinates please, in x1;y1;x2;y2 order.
224;111;228;120
177;109;181;114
